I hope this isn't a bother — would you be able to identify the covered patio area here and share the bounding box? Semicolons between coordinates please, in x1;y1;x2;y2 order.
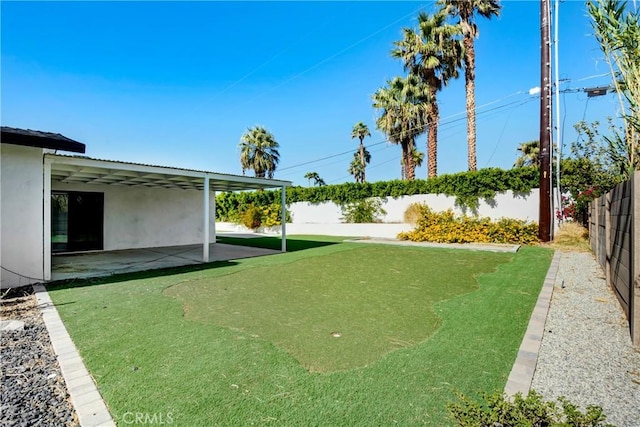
51;239;279;281
45;154;291;282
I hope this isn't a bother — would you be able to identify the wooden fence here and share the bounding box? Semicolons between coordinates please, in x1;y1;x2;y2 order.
589;171;639;346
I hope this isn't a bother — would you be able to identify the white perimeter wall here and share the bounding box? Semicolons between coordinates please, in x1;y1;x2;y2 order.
289;190;540;224
52;182;216;251
1;144;45;288
218;189;541;239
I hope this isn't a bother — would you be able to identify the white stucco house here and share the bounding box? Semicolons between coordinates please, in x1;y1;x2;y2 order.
0;127;291;289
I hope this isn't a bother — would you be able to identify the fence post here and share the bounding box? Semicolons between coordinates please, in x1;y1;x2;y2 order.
633;171;639;346
592;198;598;254
605;192;612;288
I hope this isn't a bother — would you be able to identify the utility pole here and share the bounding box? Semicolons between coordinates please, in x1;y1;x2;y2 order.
539;0;552;242
554;0;562;231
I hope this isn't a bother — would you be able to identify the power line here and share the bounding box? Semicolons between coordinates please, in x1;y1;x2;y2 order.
328;155;400;184
228;4;430;110
276;144;393;178
483;98;537;166
276;74;611;182
276;91;531;174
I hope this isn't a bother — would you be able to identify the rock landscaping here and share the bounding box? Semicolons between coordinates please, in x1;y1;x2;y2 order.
1;286;78;427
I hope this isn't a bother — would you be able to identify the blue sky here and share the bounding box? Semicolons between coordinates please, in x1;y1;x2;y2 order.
1;1;619;186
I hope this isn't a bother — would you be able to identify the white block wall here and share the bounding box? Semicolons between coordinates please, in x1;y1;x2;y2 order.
288;190;540;224
218;190;542;239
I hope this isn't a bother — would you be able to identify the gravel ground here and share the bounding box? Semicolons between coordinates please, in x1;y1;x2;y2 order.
0;287;79;427
531;251;640;427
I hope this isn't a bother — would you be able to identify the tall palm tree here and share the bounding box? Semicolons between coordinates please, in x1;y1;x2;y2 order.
392;9;462;179
238;126;280;178
440;0;502;171
351;122;371;182
348;155;365;183
401;147;425;179
372;75;427;181
348;148;371;183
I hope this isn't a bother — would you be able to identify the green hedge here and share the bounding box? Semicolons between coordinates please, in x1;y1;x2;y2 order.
215;167;539;221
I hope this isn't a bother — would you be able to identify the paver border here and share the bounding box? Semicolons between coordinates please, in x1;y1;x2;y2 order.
504;250;560;396
33;283;116;427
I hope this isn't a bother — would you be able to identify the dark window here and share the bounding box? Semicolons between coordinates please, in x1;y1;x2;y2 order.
52;191;104;252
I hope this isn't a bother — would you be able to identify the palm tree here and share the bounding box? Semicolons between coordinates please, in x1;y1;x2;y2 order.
238;126;280;178
392;9;462;179
351;122;371;182
440;0;502;172
412;147;425;168
304;171;319;187
348;156;364;183
514;140;540;168
348;148;371;183
304;171;325;186
372;75;427;181
401;147;425;179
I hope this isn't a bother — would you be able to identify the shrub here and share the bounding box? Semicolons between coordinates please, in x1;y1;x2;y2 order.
240;206;262;229
237;203;290;230
341;198;387;223
214;167;540;220
397;204;538;245
448;390;613;426
403;202;423;224
260;203;288;227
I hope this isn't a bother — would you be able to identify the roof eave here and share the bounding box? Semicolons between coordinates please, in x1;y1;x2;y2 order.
1;128;86;153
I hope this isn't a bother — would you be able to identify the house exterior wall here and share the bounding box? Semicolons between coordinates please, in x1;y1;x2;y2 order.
51;182;216;250
1;144;45;289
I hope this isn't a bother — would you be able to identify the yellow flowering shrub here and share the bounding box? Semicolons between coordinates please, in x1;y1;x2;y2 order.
398;204;539;245
238;203;288;229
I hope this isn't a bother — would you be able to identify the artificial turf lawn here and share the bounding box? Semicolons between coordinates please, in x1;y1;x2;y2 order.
48;237;552;426
166;245;509;372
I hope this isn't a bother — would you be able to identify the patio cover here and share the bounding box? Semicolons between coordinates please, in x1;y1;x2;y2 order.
47;154;289;191
43;154;291;279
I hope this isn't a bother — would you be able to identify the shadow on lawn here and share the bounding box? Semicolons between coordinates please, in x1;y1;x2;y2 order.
46;260;239;291
46;237;341;292
215;236;340;252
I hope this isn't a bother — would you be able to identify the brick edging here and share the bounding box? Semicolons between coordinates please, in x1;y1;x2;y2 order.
504;250;560;396
33;284;116;427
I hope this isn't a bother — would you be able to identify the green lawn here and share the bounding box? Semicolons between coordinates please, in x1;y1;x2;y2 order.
48;236;552;426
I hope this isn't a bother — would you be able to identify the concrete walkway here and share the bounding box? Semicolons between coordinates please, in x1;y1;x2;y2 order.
346;237;520;253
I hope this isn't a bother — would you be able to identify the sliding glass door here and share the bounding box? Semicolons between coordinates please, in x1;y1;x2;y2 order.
51;191;104;252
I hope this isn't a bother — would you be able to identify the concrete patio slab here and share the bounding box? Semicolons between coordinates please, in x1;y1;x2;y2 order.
51;242;279;281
